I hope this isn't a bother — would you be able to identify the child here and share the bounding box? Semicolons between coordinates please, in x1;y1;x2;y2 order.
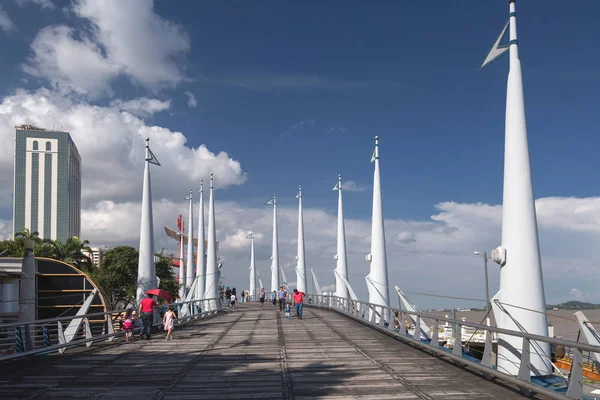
122;308;134;342
285;302;291;319
163;305;177;340
230;293;236;309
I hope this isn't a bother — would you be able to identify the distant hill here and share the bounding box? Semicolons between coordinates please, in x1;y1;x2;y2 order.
547;301;600;310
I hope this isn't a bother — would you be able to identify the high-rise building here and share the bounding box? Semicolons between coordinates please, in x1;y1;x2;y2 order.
83;247;105;266
13;125;81;241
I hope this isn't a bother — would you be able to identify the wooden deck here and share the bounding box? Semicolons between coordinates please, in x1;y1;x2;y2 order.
0;303;546;399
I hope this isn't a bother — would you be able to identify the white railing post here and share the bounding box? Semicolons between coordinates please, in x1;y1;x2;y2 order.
431;319;439;347
566;347;583;400
453;322;462;357
84;317;93;347
517;337;532;397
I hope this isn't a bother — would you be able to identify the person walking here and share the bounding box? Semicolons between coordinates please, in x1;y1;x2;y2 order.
292;288;305;319
122;308;135;342
271;290;277;306
163;305;177;340
277;286;286;312
259;288;266;306
240;290;245;303
138;293;157;340
230;292;237;309
225;286;232;308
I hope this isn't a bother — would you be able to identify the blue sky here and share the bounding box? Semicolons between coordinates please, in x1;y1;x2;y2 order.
0;0;599;308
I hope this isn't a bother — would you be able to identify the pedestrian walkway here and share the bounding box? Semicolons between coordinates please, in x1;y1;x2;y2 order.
0;303;546;399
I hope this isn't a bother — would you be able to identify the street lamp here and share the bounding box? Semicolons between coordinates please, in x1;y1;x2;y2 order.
474;251;490;313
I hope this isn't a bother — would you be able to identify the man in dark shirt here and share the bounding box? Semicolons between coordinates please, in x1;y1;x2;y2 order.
138;293;157;340
225;286;232;307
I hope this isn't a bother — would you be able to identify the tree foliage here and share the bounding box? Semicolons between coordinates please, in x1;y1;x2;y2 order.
1;229;92;271
92;246;178;310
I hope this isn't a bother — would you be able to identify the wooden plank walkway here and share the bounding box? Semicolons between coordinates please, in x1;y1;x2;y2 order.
0;303;546;399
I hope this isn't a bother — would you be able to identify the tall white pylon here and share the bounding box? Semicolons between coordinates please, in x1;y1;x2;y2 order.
136;138;160;302
185;189;195;291
266;194;279;292
483;0;551;376
247;231;256;298
204;174;218;308
333;174;349;300
295;186;307;293
366;136;390;324
178;227;185;300
196;180;205;300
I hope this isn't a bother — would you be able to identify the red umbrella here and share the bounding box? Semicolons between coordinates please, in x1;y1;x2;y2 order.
145;288;172;299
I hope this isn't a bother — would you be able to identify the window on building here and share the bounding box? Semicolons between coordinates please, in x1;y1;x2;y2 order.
33;141;38;150
46;141;52;151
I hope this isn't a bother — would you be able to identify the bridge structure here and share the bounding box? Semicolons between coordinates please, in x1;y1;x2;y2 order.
4;2;600;399
1;295;600;399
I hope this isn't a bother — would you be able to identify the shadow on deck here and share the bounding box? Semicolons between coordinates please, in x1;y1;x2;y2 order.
0;303;550;399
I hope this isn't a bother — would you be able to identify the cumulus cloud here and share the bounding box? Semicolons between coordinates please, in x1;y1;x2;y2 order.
73;196;600;308
184;91;197;108
343;180;368;192
0;6;16;33
23;0;189;96
0;89;246;207
111;97;171;118
570;288;582;299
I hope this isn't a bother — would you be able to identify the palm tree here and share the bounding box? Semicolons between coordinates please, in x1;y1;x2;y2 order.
14;228;41;243
44;236;94;273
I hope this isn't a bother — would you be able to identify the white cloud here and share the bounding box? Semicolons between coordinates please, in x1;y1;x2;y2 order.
72;195;600;308
23;0;190;96
15;0;55;10
0;89;246;208
570;288;582;299
281;118;315;139
0;6;16;33
112;97;171;118
184;91;197;108
343;180;368;192
23;25;120;96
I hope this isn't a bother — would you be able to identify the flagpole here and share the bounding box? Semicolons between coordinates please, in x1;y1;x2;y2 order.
136;138;157;303
334;174;349;300
489;0;552;376
366;136;390;324
296;186;307;293
196;180;205;301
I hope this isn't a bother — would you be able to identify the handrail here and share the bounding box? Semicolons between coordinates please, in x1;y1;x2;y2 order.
0;297;223;361
0;298;218;329
307;294;600;353
305;293;597;400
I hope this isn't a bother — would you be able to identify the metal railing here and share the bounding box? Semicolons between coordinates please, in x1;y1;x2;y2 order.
0;297;223;362
306;294;599;400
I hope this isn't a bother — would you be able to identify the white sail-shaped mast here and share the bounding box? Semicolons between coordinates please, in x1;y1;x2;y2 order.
185;190;195;292
333;174;349;300
366;136;390;324
295;186;307;293
266;194;279;291
196;180;205;300
247;231;256;297
178;226;185;299
136;138;159;302
204;174;218;309
485;0;551;376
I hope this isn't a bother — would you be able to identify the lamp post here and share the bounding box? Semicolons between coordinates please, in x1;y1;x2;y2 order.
474;251;490;312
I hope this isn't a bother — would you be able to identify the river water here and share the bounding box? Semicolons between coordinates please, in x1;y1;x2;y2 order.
424;309;600;341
